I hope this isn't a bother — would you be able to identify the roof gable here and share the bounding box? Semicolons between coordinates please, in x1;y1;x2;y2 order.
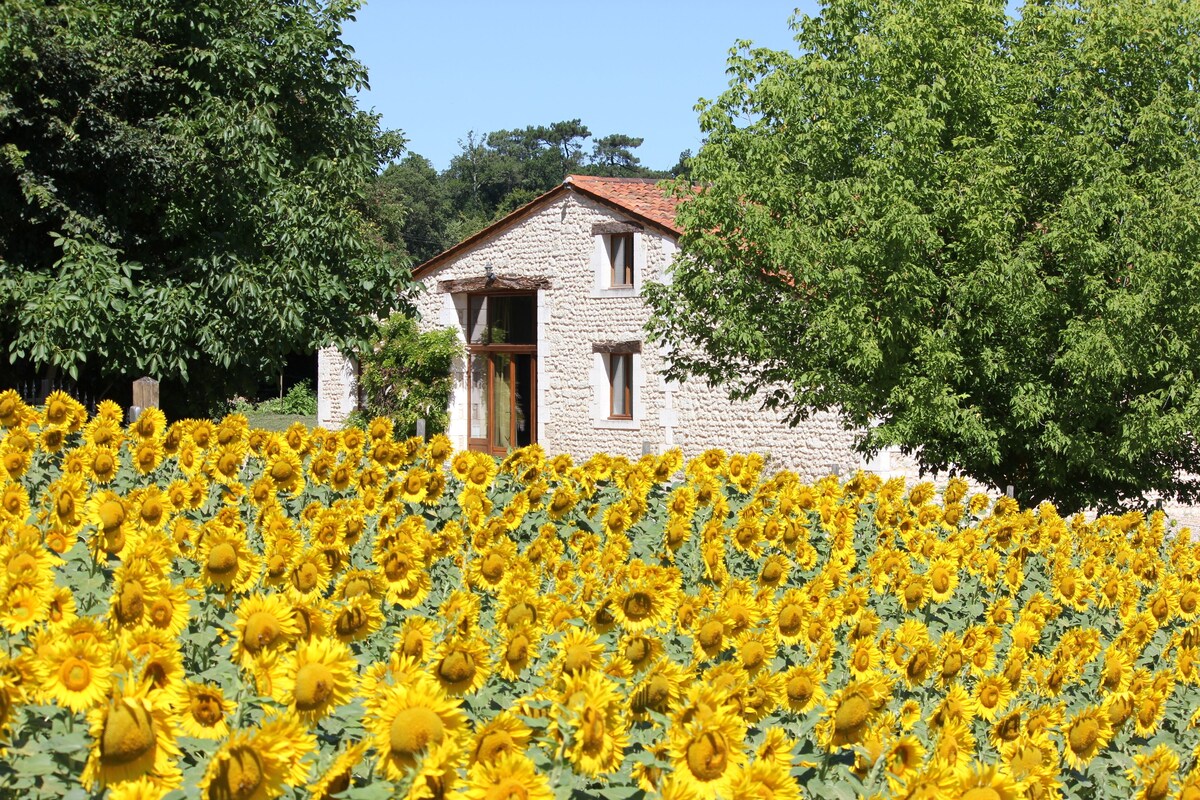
412;176;683;279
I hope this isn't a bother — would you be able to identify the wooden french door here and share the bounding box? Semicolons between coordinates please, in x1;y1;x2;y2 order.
466;293;537;455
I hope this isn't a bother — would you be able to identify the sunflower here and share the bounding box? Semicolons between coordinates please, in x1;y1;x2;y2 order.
174;681;233;739
463;752;554;800
276;636;357;722
286;546;333;602
307;740;371;800
467;538;518;594
81;686;182;792
38;635;112;712
368;678;469;781
973;674;1014;723
496;627;539;682
42;389;86;431
956;762;1022;800
196;525;259;593
557;626;606;676
817;676;891;752
330;595;385;643
266;449;305;495
196;717;311;800
555;669;628;776
1062;704;1112;770
782;662;826;715
432;635;492;695
140;581;190;638
130;438;164;475
87;489;134;560
469;712;532;767
669;703;747;800
233;593;301;667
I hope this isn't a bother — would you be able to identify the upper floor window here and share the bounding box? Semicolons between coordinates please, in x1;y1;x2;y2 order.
609;233;634;288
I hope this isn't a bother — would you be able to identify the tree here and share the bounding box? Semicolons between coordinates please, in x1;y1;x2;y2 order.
645;0;1200;513
0;0;407;414
367;154;454;265
588;134;645;176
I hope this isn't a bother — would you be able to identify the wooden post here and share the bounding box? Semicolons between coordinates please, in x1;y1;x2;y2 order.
133;377;159;409
130;377;159;422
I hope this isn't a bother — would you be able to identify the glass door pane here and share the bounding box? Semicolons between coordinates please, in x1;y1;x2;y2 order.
514;353;533;448
469;355;488;441
491;354;513;451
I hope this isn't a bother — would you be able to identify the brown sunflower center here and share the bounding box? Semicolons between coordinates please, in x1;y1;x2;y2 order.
293;562;321;592
777;604;803;637
474;730;515;764
191;693;224;726
208;746;263;800
932;567;951;594
100;701;156;766
787;672;814;705
685;731;730;782
99;500;125;531
580;706;606;754
402;629;425;659
481;553;506;582
625;637;650;666
92;453;115;478
334;606;368;638
980;685;1000;709
207;543;239;577
1067;718;1100;754
761;560;783;583
244;611;282;652
697;620;724;650
342;577;372;599
622;591;654;621
742;641;767;671
1181;590;1198;615
834;692;871;736
270;461;295;483
504;601;536;628
294;662;336;711
60;657;93;692
390;707;445;757
506;634;529;665
116;580;145;624
438;649;476;685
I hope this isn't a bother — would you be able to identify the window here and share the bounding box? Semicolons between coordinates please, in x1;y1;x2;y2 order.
609;352;633;419
609;233;634;287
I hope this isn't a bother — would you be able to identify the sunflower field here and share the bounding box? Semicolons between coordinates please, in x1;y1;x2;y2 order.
0;391;1199;800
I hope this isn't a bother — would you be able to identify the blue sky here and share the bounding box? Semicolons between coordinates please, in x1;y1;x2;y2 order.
343;2;821;172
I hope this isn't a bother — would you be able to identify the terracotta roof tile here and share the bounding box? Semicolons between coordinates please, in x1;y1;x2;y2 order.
565;175;682;234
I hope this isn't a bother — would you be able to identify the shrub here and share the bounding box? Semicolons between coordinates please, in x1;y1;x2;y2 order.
357;314;460;437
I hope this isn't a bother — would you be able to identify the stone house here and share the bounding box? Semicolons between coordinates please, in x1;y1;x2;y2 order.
318;175;918;482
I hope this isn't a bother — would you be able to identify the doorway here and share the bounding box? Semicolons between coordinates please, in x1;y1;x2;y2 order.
466;293;537;455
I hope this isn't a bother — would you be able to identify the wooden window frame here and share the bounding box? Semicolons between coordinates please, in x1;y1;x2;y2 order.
609;352;634;420
609;232;634;288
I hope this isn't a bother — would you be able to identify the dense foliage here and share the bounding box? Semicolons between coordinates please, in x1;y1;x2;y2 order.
353;315;460;438
1;391;1199;799
645;0;1200;514
373;120;689;264
0;0;407;412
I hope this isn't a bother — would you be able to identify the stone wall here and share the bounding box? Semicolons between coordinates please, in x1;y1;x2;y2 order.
316;346;357;429
410;189;893;482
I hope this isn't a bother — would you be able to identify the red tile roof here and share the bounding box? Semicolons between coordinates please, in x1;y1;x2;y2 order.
565;175;682;234
412;175;687;278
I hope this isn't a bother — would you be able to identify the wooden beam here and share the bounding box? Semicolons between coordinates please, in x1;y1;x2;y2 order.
438;275;552;293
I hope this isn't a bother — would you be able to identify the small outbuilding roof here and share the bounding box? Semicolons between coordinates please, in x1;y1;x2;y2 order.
412;175;684;279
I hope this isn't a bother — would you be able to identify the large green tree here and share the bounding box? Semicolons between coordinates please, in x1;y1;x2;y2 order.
0;0;406;412
646;0;1200;513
